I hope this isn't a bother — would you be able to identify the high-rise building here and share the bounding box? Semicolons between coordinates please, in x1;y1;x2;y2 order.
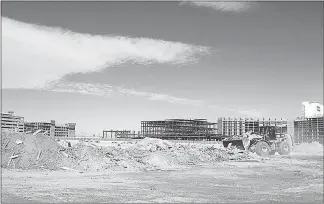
1;111;25;132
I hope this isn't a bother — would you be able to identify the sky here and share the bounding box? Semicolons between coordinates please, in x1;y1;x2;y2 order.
2;1;323;135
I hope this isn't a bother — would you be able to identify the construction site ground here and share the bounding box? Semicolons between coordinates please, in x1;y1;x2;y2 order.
2;155;323;203
1;133;323;203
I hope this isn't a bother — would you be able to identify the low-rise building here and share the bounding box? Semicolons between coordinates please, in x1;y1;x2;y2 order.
1;111;25;132
24;121;52;136
55;122;76;138
24;120;76;138
1;111;76;138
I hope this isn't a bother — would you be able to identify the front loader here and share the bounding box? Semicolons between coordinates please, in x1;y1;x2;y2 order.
223;126;293;157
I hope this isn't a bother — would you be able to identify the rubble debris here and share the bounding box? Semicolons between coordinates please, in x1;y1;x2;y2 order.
10;155;19;159
15;139;23;145
7;152;15;167
61;166;80;172
58;140;70;148
37;150;42;161
5;140;10;148
61;152;69;158
1;132;252;172
33;130;42;135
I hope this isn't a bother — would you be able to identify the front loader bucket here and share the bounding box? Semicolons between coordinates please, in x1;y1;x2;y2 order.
223;139;246;150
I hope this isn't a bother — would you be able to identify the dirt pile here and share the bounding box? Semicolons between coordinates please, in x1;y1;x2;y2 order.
1;131;77;170
133;137;173;151
65;138;234;171
2;132;250;172
131;140;231;170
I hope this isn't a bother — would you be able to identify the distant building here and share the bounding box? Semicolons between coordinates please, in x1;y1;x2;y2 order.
141;119;220;140
217;117;288;136
102;130;134;139
294;102;324;144
24;120;76;138
1;111;76;138
302;101;323;118
294;117;323;144
1;111;25;133
24;121;52;136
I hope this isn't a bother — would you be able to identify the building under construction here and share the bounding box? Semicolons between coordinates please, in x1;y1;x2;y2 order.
141;119;221;140
217;117;288;136
25;120;76;138
102;130;141;139
294;117;324;144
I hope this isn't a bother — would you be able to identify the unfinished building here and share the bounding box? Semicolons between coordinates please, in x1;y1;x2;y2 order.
294;117;324;144
1;111;25;133
25;120;76;138
217;117;288;136
102;130;141;139
141;119;220;140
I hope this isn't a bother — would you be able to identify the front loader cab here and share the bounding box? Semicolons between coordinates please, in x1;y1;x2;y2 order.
259;126;277;140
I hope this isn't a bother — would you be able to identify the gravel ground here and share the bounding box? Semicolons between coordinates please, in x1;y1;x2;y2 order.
2;154;323;203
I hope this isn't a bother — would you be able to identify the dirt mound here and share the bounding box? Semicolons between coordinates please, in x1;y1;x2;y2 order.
1;131;76;170
133;137;173;151
2;132;251;172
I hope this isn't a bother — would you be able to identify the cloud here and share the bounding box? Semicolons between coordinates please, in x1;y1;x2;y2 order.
2;17;210;89
2;17;263;116
43;81;204;106
180;1;254;12
43;81;266;116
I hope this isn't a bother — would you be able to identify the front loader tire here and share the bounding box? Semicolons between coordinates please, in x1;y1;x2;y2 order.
255;141;271;157
278;141;292;155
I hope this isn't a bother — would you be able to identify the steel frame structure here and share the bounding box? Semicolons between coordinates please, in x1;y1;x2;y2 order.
141;119;221;140
102;130;141;139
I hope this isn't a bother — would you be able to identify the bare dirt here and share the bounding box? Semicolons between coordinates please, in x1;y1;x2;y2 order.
1;132;323;203
2;152;323;203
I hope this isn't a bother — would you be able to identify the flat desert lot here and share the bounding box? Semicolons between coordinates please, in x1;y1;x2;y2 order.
2;154;323;203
